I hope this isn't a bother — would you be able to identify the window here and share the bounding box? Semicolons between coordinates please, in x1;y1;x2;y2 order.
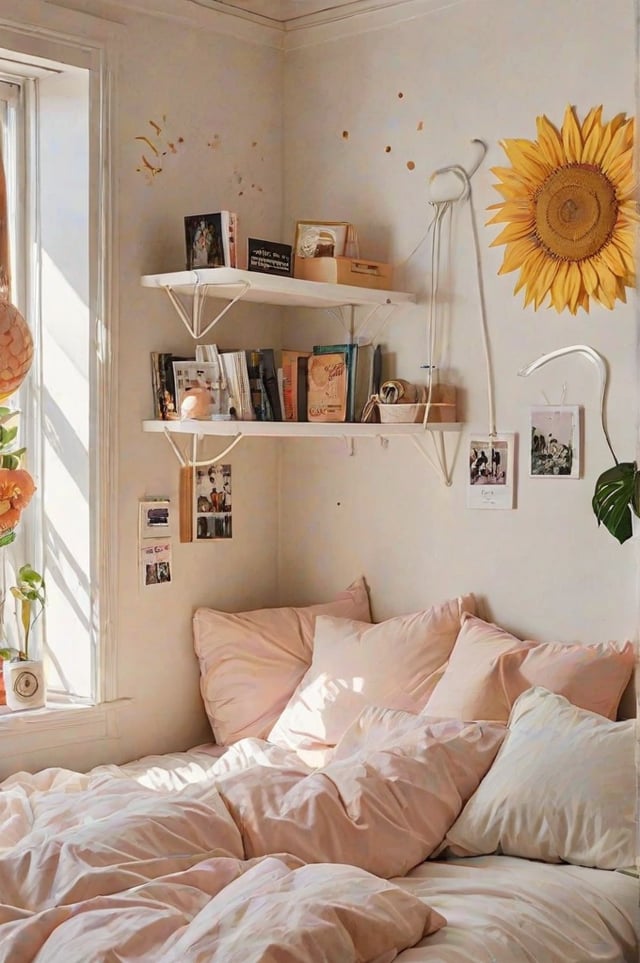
0;34;114;711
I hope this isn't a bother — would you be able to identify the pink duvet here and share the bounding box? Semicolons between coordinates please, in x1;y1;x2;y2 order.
0;711;504;961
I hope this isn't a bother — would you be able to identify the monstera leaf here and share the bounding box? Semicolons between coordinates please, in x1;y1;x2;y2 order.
592;462;639;544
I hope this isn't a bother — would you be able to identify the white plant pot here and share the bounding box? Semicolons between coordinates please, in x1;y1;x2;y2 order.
3;659;46;711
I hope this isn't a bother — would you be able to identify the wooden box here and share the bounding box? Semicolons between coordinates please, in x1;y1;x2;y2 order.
294;255;393;290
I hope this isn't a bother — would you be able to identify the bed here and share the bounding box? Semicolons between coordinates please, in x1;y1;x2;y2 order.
0;579;637;962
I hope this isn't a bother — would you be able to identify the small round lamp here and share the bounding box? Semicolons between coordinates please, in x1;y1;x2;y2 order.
0;301;33;401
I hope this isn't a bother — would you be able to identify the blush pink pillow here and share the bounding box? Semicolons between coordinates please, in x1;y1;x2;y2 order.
423;613;635;723
268;594;476;766
193;578;371;746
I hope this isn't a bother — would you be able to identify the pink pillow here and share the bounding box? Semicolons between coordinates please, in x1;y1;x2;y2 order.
193;578;371;746
423;613;635;723
268;594;476;766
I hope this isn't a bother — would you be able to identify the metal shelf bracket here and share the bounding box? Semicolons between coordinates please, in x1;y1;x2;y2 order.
162;278;251;340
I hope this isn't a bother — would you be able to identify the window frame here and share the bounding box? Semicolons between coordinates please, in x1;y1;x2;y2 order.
0;21;117;725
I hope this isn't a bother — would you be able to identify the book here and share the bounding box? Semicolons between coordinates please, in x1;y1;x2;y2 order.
259;348;283;421
297;355;309;422
307;352;348;422
245;349;272;421
150;352;188;420
219;350;255;421
281;349;311;421
313;343;358;422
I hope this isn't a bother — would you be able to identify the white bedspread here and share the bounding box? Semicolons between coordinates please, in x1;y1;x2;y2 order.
394;854;639;963
0;742;636;962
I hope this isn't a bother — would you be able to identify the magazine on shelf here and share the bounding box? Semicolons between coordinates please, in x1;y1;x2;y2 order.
307;352;348;422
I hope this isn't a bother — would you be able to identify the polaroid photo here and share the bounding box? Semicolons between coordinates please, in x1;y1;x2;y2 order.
467;433;516;510
529;405;581;478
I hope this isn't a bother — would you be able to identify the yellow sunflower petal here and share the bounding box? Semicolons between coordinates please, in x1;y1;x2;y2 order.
549;260;570;312
598;240;627;277
580;257;600;296
535;114;565;167
498;237;538;275
580;105;603;141
490;221;536;246
561;105;583;163
565;261;583;314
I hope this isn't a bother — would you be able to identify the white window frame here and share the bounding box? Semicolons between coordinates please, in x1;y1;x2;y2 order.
0;19;118;742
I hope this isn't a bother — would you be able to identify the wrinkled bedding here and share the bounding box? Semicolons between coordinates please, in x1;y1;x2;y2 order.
0;715;636;963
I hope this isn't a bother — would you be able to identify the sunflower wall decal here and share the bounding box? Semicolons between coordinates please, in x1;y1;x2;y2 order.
487;105;636;314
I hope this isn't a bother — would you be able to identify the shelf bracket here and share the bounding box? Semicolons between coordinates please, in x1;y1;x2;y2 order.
342;435;355;456
162;427;244;468
409;428;462;486
162;278;251;340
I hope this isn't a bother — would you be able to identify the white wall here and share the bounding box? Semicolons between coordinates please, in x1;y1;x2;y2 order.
280;0;638;646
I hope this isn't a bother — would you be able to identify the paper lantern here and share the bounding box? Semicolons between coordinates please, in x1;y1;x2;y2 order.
0;301;33;401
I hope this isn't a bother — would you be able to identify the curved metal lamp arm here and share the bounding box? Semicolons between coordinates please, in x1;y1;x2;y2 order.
518;344;617;465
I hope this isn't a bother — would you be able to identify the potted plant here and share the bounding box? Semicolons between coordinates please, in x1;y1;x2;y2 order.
1;564;46;710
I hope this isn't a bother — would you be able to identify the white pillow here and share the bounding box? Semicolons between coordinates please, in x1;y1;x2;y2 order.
268;594;476;766
443;686;636;869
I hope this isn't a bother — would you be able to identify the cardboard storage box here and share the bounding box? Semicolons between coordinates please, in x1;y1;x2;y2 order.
294;255;393;290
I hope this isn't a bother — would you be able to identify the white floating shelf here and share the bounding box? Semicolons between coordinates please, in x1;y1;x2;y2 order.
142;419;462;439
140;267;416;310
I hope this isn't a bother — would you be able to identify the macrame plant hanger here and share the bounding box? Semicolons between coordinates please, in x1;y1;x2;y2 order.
418;139;494;478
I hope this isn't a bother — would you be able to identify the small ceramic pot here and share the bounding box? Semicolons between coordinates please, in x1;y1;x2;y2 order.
3;659;46;711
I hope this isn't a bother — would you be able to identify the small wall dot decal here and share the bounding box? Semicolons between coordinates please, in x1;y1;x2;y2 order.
385;145;392;153
417;121;424;131
342;130;350;139
398;91;404;98
406;160;416;170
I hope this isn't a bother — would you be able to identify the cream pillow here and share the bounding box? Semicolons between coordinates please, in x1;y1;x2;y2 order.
423;613;635;722
443;686;636;869
193;578;371;746
268;594;476;766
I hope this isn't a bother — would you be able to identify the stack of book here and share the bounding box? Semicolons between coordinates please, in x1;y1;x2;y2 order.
150;341;373;424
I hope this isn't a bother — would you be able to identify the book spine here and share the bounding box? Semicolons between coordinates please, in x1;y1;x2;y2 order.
297;355;309;422
150;352;162;419
259;348;283;421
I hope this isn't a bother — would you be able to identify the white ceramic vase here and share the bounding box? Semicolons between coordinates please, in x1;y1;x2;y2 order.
3;659;45;710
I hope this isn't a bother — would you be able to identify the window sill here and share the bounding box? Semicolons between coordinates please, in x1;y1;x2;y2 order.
0;699;126;755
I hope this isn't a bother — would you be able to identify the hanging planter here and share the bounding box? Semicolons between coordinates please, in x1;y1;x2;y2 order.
487;105;636;314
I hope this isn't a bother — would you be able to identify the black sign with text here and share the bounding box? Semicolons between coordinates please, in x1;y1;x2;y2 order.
247;238;293;277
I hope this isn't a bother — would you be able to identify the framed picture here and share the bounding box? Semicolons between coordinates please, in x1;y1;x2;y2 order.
184;212;226;270
529;405;581;478
467;433;516;510
139;498;171;539
194;463;232;540
293;220;350;259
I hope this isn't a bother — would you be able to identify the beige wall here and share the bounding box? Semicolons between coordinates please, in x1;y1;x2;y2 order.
280;0;638;645
0;0;636;776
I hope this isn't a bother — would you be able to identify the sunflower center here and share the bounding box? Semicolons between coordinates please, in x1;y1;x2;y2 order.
534;163;618;260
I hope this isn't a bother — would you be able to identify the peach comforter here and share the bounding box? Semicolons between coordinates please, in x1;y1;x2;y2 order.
0;711;505;962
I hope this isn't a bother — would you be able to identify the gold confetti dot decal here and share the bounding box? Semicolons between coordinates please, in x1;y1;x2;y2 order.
406;161;416;171
385;146;392;153
342;130;349;140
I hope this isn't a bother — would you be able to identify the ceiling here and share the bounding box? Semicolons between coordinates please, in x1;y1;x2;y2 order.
192;0;409;25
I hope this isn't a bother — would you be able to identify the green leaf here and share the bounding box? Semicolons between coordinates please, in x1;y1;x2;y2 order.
592;461;638;544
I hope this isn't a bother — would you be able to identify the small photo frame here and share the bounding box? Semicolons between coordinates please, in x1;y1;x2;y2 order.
529;405;581;478
184;213;225;270
467;433;516;510
293;220;350;259
140;539;172;587
139;499;171;539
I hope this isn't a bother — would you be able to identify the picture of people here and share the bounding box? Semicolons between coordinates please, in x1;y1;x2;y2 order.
469;440;508;485
467;433;516;511
529;406;580;478
140;539;173;587
184;213;225;270
195;463;232;539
